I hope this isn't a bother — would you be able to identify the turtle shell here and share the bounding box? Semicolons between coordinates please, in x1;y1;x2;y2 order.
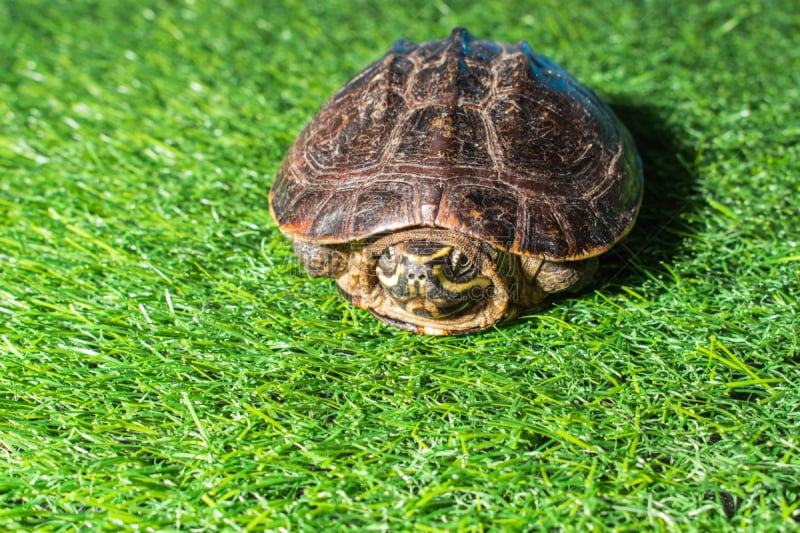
270;27;642;260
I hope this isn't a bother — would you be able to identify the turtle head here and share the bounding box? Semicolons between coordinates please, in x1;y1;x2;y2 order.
376;241;492;319
346;229;511;335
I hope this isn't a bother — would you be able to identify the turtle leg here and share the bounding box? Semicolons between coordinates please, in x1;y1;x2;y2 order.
535;258;599;295
292;241;348;278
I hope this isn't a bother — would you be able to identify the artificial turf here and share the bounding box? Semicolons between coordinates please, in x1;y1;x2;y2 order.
1;0;798;530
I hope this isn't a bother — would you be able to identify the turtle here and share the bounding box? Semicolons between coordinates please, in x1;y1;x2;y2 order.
270;27;643;335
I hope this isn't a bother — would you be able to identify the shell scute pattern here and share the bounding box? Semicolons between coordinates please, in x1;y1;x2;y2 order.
351;180;416;236
394;106;493;167
436;183;519;249
271;27;642;260
302;89;405;175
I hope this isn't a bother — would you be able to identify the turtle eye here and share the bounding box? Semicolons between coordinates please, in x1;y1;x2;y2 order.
378;246;398;274
447;249;475;279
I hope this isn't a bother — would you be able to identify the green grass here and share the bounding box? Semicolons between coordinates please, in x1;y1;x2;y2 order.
1;0;798;530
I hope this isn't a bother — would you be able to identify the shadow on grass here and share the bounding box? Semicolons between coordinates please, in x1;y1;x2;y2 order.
599;102;702;289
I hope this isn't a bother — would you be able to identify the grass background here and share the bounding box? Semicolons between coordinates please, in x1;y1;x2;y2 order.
1;0;798;530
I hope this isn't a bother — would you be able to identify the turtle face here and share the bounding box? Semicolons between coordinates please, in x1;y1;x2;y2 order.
375;241;492;319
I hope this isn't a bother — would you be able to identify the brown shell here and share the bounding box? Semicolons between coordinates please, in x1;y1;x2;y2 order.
270;28;642;260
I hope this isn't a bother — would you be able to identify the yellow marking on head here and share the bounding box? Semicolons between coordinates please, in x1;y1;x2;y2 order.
376;266;401;289
403;245;452;265
377;245;453;292
432;264;492;294
377;243;492;318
